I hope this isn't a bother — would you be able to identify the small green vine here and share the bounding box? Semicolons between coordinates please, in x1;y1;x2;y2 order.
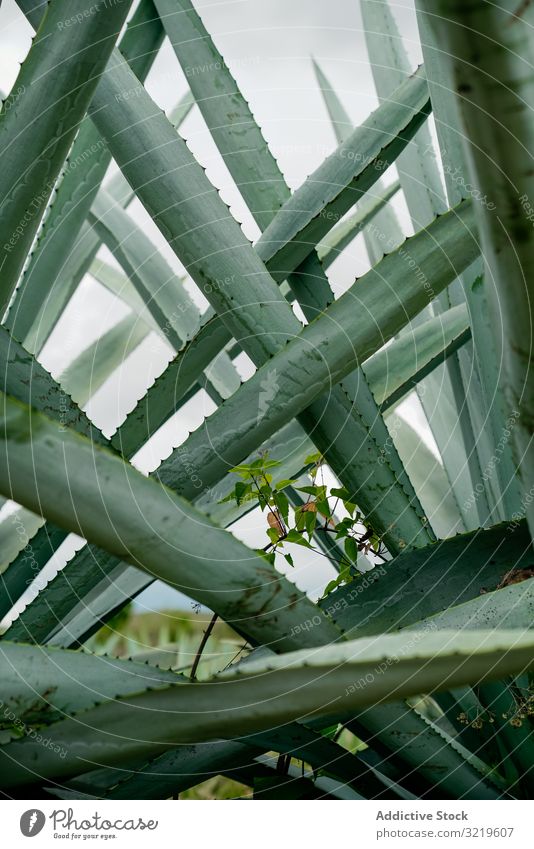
220;451;385;597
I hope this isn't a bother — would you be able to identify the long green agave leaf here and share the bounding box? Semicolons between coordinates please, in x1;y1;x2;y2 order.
0;325;110;618
88;258;166;338
0;506;44;581
0;642;181;733
56;711;402;800
255;68;431;279
312;58;404;266
89;190;200;347
0;325;106;445
0;390;340;651
350;701;504;800
7;422;330;649
1;629;533;787
0;0;134;312
3;316;238;637
384;411;464;538
21;85;195;356
6;422;314;647
7;0;165;344
412;578;534;633
420;0;534;541
320;519;533;638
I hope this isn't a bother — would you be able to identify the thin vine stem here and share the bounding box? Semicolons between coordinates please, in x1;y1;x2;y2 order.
190;612;218;681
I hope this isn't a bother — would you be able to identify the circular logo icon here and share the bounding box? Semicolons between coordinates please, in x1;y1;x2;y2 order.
20;810;46;837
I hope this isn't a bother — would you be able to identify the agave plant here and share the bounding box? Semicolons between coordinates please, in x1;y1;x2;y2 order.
0;0;532;801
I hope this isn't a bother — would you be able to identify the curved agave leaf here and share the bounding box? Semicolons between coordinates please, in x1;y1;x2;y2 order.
0;325;109;613
6;421;314;648
320;519;533;638
1;629;533;788
4;318;237;639
0;390;340;650
0;0;133;311
0;325;106;446
421;0;534;541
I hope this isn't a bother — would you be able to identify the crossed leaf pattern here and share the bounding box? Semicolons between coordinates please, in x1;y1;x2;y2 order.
0;0;532;800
